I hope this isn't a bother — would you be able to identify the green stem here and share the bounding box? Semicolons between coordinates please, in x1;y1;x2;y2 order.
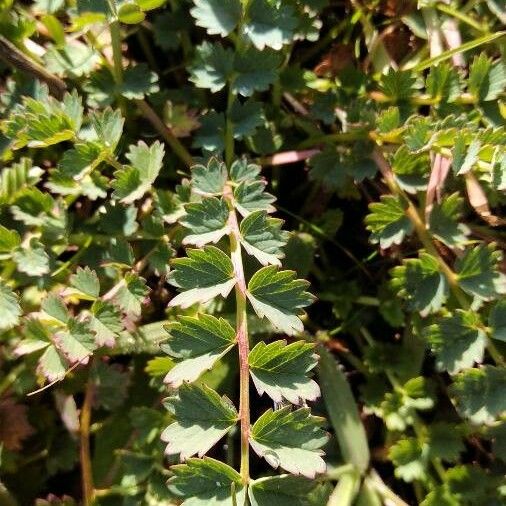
136;99;194;168
80;361;95;505
224;185;250;485
225;83;236;169
109;20;123;86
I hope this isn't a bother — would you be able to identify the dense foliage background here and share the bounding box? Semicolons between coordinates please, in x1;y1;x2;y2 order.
0;0;505;504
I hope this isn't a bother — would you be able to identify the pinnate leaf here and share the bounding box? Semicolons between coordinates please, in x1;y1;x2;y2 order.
247;266;314;336
168;246;236;308
250;407;327;478
248;340;319;404
162;383;238;459
162;314;236;387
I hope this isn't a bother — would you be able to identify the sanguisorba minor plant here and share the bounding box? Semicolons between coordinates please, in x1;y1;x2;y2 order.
160;157;327;504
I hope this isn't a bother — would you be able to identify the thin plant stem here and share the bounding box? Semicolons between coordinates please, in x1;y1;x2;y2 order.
136;99;194;168
80;361;95;505
225;83;236;169
224;185;250;484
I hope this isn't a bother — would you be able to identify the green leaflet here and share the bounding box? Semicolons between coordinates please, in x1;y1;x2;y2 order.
0;281;21;332
69;266;100;299
190;157;228;195
248;475;327;506
88;300;122;347
450;365;506;424
250;407;327;478
428;193;470;247
365;195;413;249
455;243;506;300
391;252;449;316
41;294;69;323
246;266;314;336
243;0;297;50
168;246;236;308
112;141;165;204
234;179;276;217
90;108;124;150
162;383;238;459
114;273;149;317
248;340;319;404
425;310;486;374
190;0;242;37
54;318;97;364
389;437;427;482
489;299;506;342
239;210;288;266
168;457;246;506
12;238;50;277
0;225;21;252
162;314;236;386
180;197;230;247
